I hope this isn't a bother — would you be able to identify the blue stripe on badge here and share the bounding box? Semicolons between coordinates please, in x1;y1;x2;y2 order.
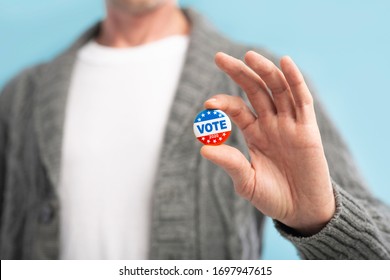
194;109;225;123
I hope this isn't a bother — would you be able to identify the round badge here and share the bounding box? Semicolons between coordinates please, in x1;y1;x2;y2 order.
193;109;232;145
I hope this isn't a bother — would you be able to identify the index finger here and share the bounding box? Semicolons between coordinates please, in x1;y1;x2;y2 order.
204;94;258;136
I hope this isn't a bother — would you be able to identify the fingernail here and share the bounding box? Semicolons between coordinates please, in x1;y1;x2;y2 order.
283;55;295;65
206;98;217;103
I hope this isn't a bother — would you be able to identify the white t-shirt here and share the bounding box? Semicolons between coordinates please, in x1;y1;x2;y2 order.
58;36;189;259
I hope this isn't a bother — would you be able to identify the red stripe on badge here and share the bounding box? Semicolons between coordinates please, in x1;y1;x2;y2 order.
197;131;231;145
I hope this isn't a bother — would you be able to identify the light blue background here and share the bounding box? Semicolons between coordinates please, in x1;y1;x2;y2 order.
1;0;389;259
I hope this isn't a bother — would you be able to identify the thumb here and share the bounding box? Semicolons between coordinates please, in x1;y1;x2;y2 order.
200;144;255;201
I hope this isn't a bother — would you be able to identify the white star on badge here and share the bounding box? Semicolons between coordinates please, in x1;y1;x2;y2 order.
207;140;210;143
197;118;201;121
218;114;222;117
213;140;217;143
223;133;226;136
219;137;222;141
201;114;205;117
207;111;211;115
202;137;205;140
213;111;217;114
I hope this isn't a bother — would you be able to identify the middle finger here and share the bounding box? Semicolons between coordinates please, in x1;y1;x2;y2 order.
245;51;296;118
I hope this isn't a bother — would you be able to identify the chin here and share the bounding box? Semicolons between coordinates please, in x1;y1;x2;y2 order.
108;0;169;15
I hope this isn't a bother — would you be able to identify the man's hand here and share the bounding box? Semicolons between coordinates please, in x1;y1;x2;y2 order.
201;51;335;236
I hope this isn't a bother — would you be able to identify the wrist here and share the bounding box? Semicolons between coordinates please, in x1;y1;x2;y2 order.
282;185;336;236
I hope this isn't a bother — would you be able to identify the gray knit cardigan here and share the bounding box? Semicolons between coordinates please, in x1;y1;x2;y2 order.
1;9;389;259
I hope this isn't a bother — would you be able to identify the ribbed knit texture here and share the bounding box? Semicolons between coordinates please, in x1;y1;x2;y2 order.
275;183;390;259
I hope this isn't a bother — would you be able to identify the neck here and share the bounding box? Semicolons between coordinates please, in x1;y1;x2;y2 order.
97;2;190;47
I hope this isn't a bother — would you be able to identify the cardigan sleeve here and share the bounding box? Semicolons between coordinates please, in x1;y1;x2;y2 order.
275;182;390;259
0;80;14;249
0;81;12;225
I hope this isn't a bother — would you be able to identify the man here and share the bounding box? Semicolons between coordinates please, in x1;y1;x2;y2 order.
1;0;389;259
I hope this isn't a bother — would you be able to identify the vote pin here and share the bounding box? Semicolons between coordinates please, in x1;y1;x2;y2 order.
193;109;232;145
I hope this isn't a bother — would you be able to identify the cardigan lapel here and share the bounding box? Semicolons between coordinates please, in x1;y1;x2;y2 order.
33;26;99;188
